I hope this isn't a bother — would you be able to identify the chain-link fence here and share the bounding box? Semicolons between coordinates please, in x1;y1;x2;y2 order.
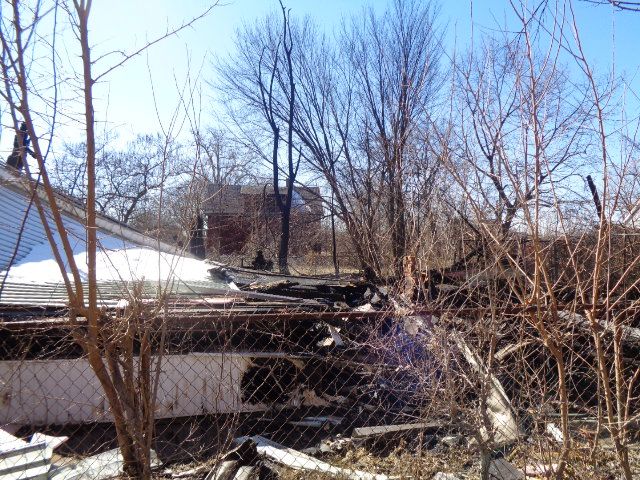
0;269;639;479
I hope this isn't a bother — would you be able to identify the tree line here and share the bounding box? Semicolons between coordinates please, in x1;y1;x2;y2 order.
213;0;608;279
37;0;636;283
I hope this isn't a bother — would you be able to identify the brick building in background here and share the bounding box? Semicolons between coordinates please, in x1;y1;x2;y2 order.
203;183;324;256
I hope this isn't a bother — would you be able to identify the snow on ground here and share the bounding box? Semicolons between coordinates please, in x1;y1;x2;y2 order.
2;221;212;285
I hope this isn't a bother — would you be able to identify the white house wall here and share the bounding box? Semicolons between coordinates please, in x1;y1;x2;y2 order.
0;353;298;425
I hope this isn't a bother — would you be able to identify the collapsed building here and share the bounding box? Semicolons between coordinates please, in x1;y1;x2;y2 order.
0;163;639;478
0;166;361;424
0;165;438;477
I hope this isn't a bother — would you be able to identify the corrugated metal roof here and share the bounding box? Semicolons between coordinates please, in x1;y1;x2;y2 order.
0;167;231;308
0;181;48;271
0;279;233;307
0;167;184;261
0;177;86;273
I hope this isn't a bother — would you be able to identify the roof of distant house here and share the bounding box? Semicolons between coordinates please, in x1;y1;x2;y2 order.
203;182;322;216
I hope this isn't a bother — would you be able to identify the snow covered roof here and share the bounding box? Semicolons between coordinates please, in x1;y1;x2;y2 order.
0;166;229;306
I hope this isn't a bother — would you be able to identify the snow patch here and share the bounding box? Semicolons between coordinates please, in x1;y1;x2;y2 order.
2;222;211;284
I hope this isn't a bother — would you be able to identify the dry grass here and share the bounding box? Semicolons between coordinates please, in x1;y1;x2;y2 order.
149;436;640;480
248;444;479;480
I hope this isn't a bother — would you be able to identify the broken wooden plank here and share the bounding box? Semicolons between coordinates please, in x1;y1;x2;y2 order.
232;465;257;480
237;435;389;480
352;422;440;439
305;416;343;426
453;334;520;446
488;458;524;480
494;341;532;362
351;423;442;454
289;416;344;428
289;419;327;428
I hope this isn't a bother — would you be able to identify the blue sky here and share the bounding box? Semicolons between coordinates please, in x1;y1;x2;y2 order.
83;0;640;140
5;0;640;152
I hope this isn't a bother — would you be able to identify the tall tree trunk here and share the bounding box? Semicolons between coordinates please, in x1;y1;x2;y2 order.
331;190;339;277
279;203;291;274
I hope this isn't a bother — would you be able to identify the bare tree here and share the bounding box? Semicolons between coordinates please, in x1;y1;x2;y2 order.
0;1;216;478
217;1;300;273
582;0;640;10
453;29;591;240
432;2;638;478
53;134;179;224
342;0;444;278
193;126;253;185
275;0;445;280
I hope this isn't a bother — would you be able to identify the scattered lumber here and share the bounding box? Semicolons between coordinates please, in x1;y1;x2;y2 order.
237;435;390;480
232;465;258;480
169;465;211;478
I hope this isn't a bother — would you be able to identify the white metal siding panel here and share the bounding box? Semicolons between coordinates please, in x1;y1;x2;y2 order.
0;353;281;424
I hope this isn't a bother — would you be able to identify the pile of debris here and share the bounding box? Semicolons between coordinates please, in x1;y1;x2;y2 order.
1;261;639;479
0;426;162;480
